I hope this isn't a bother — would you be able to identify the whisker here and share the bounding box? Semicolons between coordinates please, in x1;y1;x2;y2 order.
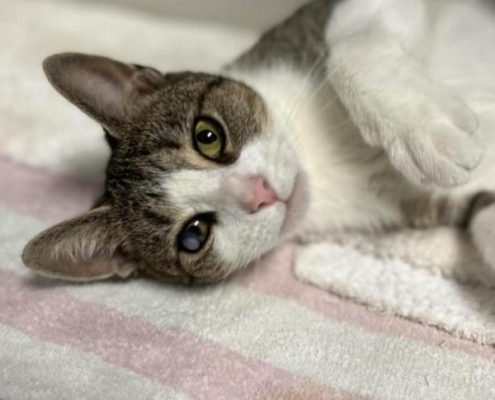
286;54;326;116
281;52;328;132
271;58;354;169
276;68;341;166
314;93;340;117
272;54;328;168
286;66;341;131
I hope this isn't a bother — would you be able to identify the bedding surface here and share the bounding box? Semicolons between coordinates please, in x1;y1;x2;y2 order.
1;1;494;399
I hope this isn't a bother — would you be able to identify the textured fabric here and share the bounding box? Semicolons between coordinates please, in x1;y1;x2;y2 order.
1;1;495;399
296;238;495;345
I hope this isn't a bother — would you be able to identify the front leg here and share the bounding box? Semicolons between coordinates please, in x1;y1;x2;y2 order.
326;26;482;187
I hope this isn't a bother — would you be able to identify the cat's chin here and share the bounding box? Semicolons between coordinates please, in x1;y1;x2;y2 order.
279;171;309;239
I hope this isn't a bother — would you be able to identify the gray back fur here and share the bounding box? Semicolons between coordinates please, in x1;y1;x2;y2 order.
230;0;339;73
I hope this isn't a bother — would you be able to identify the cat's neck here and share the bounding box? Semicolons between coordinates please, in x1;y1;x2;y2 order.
227;65;406;234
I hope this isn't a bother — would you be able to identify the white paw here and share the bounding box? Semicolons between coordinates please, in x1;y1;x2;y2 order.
370;89;482;187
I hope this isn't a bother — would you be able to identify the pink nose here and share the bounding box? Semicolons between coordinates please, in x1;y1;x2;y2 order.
245;176;279;213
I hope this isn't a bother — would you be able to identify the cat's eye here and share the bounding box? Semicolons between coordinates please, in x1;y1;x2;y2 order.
193;118;225;160
178;216;212;253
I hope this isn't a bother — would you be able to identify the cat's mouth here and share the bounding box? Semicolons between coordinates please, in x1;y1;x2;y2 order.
280;172;309;236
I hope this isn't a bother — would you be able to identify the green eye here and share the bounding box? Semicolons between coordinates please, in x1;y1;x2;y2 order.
194;118;225;160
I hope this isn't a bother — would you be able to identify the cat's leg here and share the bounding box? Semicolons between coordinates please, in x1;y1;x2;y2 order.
400;191;495;230
401;191;495;269
470;199;495;273
325;0;482;187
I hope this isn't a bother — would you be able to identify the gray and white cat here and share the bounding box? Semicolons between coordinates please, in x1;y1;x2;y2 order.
23;0;495;284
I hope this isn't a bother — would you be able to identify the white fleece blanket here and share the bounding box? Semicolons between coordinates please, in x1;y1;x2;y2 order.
296;228;495;345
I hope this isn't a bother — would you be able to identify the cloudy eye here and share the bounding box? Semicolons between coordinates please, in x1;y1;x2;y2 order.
178;216;212;253
193;118;225;160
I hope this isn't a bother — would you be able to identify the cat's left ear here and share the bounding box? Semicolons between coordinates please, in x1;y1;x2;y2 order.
43;53;165;132
22;206;137;281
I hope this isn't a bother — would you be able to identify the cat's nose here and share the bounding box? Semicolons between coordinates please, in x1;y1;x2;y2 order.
222;174;279;213
244;175;279;213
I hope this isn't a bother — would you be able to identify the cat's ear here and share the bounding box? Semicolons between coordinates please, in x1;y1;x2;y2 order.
22;206;137;281
43;52;165;132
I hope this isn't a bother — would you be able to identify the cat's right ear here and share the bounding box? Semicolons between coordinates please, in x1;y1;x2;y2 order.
43;53;165;133
22;206;137;281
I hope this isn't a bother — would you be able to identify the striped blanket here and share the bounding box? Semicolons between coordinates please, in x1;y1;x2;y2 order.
1;1;494;399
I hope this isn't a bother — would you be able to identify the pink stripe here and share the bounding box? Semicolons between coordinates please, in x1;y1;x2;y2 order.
235;244;495;361
0;270;358;400
0;154;100;223
2;155;494;360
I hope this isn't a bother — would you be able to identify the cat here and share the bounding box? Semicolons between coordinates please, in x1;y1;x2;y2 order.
22;0;495;284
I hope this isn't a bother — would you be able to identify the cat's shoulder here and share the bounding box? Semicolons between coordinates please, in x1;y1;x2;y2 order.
230;0;336;72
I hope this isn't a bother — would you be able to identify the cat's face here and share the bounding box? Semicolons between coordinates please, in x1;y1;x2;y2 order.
22;53;308;284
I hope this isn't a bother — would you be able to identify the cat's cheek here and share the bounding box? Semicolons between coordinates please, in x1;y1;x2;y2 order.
212;205;285;268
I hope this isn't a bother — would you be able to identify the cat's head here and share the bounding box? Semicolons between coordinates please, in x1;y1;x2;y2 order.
22;53;308;284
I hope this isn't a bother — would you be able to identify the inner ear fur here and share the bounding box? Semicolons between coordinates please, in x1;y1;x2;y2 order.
43;52;165;134
22;206;136;281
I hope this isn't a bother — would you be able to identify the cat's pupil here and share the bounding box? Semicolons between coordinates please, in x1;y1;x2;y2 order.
182;231;201;251
188;223;202;236
197;130;217;144
180;220;207;252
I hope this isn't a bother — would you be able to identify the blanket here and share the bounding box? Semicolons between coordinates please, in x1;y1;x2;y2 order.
1;1;494;399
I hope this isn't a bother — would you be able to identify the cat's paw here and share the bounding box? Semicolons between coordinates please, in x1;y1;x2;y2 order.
380;94;482;187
